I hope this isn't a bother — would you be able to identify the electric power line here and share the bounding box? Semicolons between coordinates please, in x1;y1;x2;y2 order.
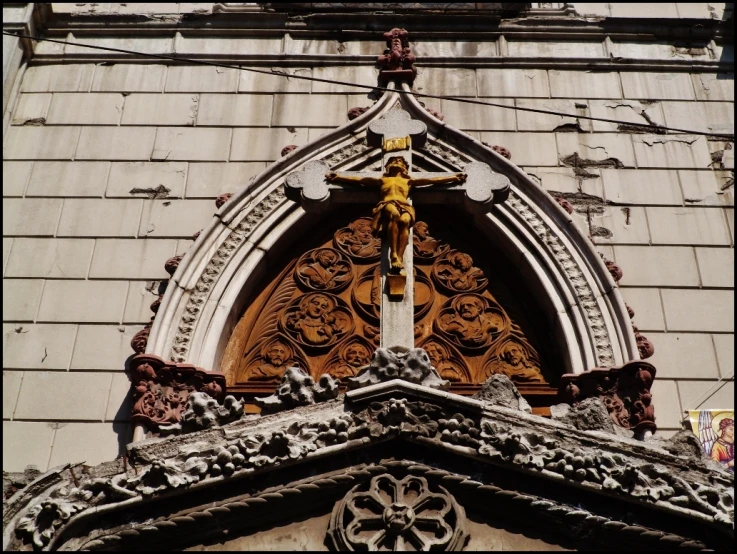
4;31;735;140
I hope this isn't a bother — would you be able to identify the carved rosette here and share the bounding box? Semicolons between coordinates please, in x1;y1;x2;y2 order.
327;474;468;551
129;354;226;430
558;361;657;435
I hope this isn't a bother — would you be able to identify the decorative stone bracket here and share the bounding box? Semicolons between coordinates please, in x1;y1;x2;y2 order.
129;354;226;430
558;361;656;437
378;28;417;86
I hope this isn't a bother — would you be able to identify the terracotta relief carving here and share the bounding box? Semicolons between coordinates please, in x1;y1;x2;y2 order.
281;292;353;348
225;217;548;390
334;217;382;261
558;361;657;435
377;27;417;85
129;354;226;430
295;247;353;292
432;250;488;293
327;473;468;551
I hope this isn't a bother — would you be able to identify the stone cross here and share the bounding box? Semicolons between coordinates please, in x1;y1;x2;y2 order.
285;107;510;349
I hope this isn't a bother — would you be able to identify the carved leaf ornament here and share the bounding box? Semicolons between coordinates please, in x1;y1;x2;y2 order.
226;218;548;389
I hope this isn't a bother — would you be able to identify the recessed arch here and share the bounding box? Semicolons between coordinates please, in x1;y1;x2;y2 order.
147;84;638;380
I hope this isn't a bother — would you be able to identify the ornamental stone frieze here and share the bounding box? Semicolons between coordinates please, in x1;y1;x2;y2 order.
4;378;732;551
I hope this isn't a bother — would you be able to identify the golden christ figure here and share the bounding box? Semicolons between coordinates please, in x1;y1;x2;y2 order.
327;156;466;272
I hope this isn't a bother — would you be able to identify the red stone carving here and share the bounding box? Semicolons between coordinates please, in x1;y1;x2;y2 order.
130;326;151;354
553;196;574;215
601;256;623;282
491;145;511;160
129;353;226;429
626;304;635;319
150;295;162;314
378;28;417;85
215;193;233;209
633;326;655;359
164;255;183;276
347;106;370;120
558;360;657;435
281;144;298;157
192;230;202;241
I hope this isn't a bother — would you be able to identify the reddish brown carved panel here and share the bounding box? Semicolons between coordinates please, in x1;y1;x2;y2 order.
224;216;548;390
558;361;657;434
129;354;226;429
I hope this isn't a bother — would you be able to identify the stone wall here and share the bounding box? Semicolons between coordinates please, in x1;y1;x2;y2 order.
2;2;733;472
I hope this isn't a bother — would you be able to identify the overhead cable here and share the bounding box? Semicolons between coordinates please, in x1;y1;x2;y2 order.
3;31;735;140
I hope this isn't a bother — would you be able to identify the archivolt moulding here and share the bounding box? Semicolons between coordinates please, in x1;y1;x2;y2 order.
147;82;637;377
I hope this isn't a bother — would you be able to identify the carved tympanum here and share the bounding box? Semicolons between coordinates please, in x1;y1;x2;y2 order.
432;250;488;293
225;217;548;391
281;292;353;348
327;473;468;551
436;294;507;349
295;247;353;292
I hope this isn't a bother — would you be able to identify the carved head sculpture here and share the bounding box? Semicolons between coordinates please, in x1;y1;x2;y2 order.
500;342;526;367
315;248;339;268
457;295;484;321
351;219;375;244
345;343;371;367
265;341;291;367
414;220;429;239
453;252;474;271
425;341;448;366
385;156;409;177
301;293;333;319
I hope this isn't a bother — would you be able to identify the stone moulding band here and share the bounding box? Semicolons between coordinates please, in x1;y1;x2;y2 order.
149;84;636;378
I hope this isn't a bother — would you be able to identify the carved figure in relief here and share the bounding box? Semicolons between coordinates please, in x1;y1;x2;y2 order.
711;418;734;472
424;340;467;382
438;294;505;348
482;342;545;383
434;250;488;292
413;220;448;260
327;157;466;272
296;248;352;291
335;218;381;260
284;293;351;347
330;342;372;380
245;339;295;380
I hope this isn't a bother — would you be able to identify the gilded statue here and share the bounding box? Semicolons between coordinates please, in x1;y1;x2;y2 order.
327;157;466;272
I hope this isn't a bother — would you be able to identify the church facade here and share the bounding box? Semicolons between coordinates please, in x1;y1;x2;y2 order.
2;2;734;550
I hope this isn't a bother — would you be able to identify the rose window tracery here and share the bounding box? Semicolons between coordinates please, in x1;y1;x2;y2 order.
327;474;468;551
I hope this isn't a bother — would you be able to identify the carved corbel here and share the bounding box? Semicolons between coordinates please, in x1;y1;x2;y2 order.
558;361;657;437
378;28;417;85
128;354;227;430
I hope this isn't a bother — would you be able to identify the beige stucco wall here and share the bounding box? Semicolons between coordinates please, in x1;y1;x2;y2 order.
2;2;733;472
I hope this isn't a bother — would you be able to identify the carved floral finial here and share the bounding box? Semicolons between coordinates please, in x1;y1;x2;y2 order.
378;28;417;85
255;366;340;414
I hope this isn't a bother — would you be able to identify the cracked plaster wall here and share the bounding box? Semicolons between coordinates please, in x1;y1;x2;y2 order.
2;2;734;474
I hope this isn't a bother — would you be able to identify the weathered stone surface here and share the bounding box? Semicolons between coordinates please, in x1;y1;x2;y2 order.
122;93;199;126
2;422;54;472
589;99;665;133
633;135;713;169
139;199;213;238
4;127;80;160
238;67;312;93
65;37;173;56
621;72;696;100
613;246;699;287
549;70;621;99
3;323;77;370
473;374;532;413
186;162;266;197
695;247;734;287
91;64;167;92
37;280;128;323
21;64;94;92
601;169;682;205
646;332;720;379
57;199;143;237
231;127;309;161
5;238;93;278
3;199;63;237
713;334;734;378
2;280;44;322
439;98;515;131
661;289;734;332
178;392;244;431
2;161;33;197
71;325;141;371
175;36;281;56
107;161;186;198
197;94;272;126
649;379;683;429
152;127;231;161
2;465;42;502
678;378;734;412
165;66;239;92
312;66;379;94
11;93;51;125
516;99;592;132
90;239;177;279
549;397;616;433
14;371;112;420
509;40;605;57
691;73;734;101
48;423;128;468
271;94;347;127
3;371;22;419
619;288;665;331
347;347;450;391
123;282;161;324
76;127;156;161
646;207;731;245
46;93;123;125
680;170;734;206
415;67;477;97
557;133;636;168
662;101;734;135
479;132;558;166
106;373;132;421
477;68;549;97
27;161;109;197
590;206;651;245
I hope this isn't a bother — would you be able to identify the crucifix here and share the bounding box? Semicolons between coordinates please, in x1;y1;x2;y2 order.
285;107;510;350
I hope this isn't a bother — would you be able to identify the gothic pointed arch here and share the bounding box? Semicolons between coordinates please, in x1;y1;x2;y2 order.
147;83;638;395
